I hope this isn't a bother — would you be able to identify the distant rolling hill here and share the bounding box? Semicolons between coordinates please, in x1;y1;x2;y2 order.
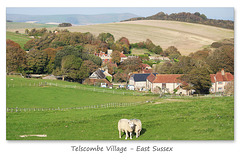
6;13;139;25
122;12;234;30
6;20;234;55
47;20;234;55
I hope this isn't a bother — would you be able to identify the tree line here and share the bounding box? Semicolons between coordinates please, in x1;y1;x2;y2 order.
154;38;234;94
122;12;234;30
6;28;234;93
6;30;145;82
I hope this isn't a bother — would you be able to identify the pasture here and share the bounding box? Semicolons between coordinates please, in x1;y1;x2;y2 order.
6;97;234;140
6;31;31;49
6;76;234;140
6;22;57;30
6;76;153;108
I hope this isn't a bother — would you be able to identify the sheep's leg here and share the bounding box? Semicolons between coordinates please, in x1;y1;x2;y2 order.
119;130;121;138
137;131;140;138
130;132;132;139
125;130;128;139
135;130;138;138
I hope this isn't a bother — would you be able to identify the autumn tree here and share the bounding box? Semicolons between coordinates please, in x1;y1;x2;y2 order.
6;39;27;73
111;51;121;64
119;57;142;72
163;46;181;59
25;49;49;74
145;39;155;52
42;48;58;73
179;67;212;94
152;45;163;55
54;46;82;68
61;55;83;81
119;37;130;48
113;70;128;82
224;80;234;95
81;60;99;75
207;45;234;74
97;33;115;46
83;44;98;54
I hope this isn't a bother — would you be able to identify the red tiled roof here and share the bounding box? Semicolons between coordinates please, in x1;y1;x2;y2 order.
142;64;151;68
210;71;234;83
149;74;183;83
147;73;157;83
120;52;127;58
142;69;153;73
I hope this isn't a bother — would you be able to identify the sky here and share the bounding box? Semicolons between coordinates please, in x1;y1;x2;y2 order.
6;7;234;21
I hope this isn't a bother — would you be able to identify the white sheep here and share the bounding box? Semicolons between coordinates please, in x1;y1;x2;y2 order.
118;119;135;139
130;119;142;138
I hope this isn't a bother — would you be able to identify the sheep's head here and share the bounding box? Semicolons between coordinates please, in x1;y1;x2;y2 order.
128;121;135;129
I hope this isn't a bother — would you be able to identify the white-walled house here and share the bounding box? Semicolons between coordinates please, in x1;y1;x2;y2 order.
146;73;190;95
129;73;157;90
210;69;234;93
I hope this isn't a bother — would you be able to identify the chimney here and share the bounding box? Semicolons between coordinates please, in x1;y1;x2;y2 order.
221;69;225;76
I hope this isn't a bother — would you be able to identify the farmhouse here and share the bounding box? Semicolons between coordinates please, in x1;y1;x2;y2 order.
141;64;153;73
146;73;190;95
210;69;234;93
120;51;127;62
94;50;112;62
86;69;113;88
89;69;106;79
129;73;157;90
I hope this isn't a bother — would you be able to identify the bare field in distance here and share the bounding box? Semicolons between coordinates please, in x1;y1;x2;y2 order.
8;20;234;55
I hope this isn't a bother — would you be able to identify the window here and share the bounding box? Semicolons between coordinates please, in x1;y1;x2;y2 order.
162;83;166;89
218;81;223;84
218;87;223;91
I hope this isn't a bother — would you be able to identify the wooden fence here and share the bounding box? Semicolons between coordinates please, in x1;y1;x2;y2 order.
6;101;146;113
7;82;154;96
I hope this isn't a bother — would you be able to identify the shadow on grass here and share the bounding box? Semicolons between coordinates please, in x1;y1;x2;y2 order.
140;128;146;136
119;128;146;139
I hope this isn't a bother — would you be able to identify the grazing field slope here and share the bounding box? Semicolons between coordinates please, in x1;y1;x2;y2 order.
6;31;31;49
6;76;153;109
6;96;234;140
46;20;233;55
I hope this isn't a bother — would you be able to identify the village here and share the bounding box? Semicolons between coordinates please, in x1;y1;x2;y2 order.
33;48;234;96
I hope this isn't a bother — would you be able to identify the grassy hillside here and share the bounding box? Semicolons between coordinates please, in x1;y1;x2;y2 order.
6;96;234;140
6;31;31;49
6;75;234;140
47;20;233;55
6;76;153;108
6;22;58;30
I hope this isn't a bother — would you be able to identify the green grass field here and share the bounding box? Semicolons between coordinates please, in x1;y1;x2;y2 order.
6;76;234;140
6;76;152;108
6;22;58;30
6;31;31;49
